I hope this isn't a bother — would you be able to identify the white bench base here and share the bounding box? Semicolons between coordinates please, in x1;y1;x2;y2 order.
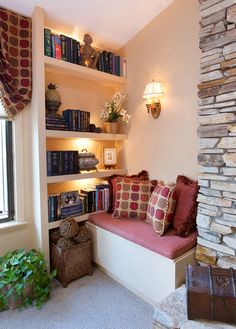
86;222;196;305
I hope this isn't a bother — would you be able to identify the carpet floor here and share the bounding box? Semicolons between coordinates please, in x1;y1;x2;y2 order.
0;268;154;329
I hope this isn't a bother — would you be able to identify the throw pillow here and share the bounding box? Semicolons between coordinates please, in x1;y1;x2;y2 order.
146;185;177;237
112;177;155;220
172;175;199;237
107;170;150;214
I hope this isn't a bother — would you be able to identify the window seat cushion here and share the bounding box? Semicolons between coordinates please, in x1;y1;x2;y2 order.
88;212;197;260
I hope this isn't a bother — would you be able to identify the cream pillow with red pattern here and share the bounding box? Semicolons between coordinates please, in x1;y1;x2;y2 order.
112;177;155;220
146;185;177;236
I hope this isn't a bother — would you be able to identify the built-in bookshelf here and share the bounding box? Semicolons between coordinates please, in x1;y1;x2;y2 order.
31;7;127;263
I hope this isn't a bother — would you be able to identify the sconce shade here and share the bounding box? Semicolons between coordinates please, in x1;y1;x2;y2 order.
143;80;164;119
143;81;164;100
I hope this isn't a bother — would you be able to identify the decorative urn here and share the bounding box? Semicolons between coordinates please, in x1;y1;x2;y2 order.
45;83;62;117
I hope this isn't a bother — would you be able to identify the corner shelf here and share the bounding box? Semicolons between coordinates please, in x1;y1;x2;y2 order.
46;130;127;141
44;56;126;87
48;212;98;229
47;168;127;184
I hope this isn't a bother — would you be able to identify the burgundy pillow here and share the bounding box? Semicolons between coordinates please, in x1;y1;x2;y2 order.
172;175;199;237
107;170;150;213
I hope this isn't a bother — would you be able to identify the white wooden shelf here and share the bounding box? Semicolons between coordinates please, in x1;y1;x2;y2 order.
44;56;126;86
46;130;127;140
47;168;126;184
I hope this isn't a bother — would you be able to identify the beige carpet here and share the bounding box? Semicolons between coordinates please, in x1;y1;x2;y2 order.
0;268;154;329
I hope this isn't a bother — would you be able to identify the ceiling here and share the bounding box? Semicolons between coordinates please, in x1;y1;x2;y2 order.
1;0;174;51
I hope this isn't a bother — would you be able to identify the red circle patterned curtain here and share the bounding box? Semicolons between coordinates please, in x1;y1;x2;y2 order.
0;7;32;117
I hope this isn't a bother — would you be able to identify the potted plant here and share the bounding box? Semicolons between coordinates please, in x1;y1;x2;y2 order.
100;92;131;133
0;248;56;310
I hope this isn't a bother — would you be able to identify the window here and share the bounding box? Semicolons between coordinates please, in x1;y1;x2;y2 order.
0;119;14;223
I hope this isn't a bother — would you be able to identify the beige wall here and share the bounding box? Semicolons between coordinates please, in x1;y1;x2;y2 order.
123;0;200;183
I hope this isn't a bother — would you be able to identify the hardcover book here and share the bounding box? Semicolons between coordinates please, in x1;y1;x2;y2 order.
44;28;51;57
61;190;80;208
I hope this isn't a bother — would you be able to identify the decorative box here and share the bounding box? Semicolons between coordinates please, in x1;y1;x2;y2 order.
186;264;236;324
50;240;93;287
78;149;99;171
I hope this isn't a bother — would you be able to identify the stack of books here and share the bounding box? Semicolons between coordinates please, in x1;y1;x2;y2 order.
62;109;90;132
44;28;127;77
46;151;79;176
46;116;68;131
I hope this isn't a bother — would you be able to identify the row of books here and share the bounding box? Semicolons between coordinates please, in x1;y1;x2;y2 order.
63;109;90;132
97;51;127;77
47;151;79;176
44;28;81;65
44;28;127;77
48;186;110;222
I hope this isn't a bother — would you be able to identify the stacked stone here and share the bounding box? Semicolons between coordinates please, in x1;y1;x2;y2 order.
197;0;236;268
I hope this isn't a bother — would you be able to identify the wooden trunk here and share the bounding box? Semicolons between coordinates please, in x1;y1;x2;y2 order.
186;264;236;324
50;240;93;288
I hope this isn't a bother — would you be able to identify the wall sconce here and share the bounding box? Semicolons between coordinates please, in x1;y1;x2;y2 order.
143;80;164;119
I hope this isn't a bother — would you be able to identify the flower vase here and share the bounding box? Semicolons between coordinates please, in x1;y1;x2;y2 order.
103;122;118;134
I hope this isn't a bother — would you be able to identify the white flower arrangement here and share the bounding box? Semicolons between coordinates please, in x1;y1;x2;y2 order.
100;92;131;125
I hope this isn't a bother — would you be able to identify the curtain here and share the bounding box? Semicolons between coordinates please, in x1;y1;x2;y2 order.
0;7;32;117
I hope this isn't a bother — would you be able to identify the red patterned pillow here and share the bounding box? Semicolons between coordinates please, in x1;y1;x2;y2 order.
107;170;150;214
146;185;177;237
112;177;155;220
172;175;199;237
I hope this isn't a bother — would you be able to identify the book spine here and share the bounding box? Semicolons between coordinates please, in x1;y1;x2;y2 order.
115;56;120;76
58;151;64;175
122;57;127;78
63;151;69;175
77;41;81;65
51;34;56;58
55;34;61;59
87;111;90;132
107;52;113;74
77;110;81;132
72;39;78;64
60;34;67;61
52;151;58;175
66;36;71;62
68;151;74;174
46;151;52;176
73;151;79;174
44;28;52;57
112;55;116;75
120;56;123;77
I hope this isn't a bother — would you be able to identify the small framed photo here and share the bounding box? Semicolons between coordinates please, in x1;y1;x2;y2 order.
103;147;117;168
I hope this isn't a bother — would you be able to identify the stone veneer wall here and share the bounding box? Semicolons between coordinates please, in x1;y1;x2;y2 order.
196;0;236;268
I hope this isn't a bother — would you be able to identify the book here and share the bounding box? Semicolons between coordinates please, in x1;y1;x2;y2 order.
51;34;56;58
46;151;52;176
54;34;61;60
61;191;80;208
61;201;84;219
60;34;67;61
44;28;51;57
115;56;120;76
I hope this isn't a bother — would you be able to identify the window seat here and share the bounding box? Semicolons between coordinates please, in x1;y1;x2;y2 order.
88;211;197;259
86;211;197;305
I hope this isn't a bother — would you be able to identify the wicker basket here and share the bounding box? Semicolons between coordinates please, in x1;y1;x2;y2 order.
50;240;93;288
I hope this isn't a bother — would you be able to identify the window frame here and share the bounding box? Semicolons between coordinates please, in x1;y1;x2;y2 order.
0;120;15;223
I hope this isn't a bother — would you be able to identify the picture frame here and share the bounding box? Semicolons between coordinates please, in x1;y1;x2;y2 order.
103;147;117;168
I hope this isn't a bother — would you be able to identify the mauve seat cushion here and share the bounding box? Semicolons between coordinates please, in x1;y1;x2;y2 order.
88;212;197;259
